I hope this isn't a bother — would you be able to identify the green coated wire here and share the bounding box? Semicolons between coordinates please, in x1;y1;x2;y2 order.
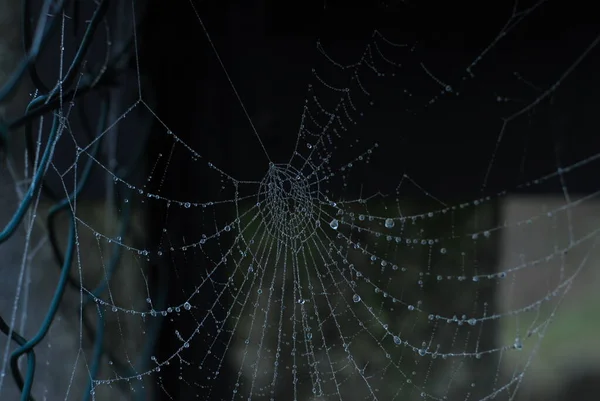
0;114;60;244
0;0;58;103
0;317;35;401
10;212;75;401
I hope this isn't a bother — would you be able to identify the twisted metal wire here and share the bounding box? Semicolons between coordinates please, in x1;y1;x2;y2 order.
0;1;159;400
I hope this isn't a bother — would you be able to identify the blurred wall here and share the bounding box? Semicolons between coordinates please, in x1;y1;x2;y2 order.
500;196;600;400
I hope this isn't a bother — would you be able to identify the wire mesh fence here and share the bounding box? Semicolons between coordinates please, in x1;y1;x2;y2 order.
0;1;154;400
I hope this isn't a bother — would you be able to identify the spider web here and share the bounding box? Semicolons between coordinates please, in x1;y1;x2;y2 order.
1;1;600;400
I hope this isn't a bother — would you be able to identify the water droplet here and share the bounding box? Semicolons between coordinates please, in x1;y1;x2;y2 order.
393;336;401;345
514;337;523;350
468;318;476;326
440;248;447;254
384;218;395;228
352;294;361;303
184;302;191;310
184;202;191;208
330;219;339;230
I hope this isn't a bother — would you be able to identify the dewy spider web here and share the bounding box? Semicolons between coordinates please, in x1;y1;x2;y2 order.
1;0;600;400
